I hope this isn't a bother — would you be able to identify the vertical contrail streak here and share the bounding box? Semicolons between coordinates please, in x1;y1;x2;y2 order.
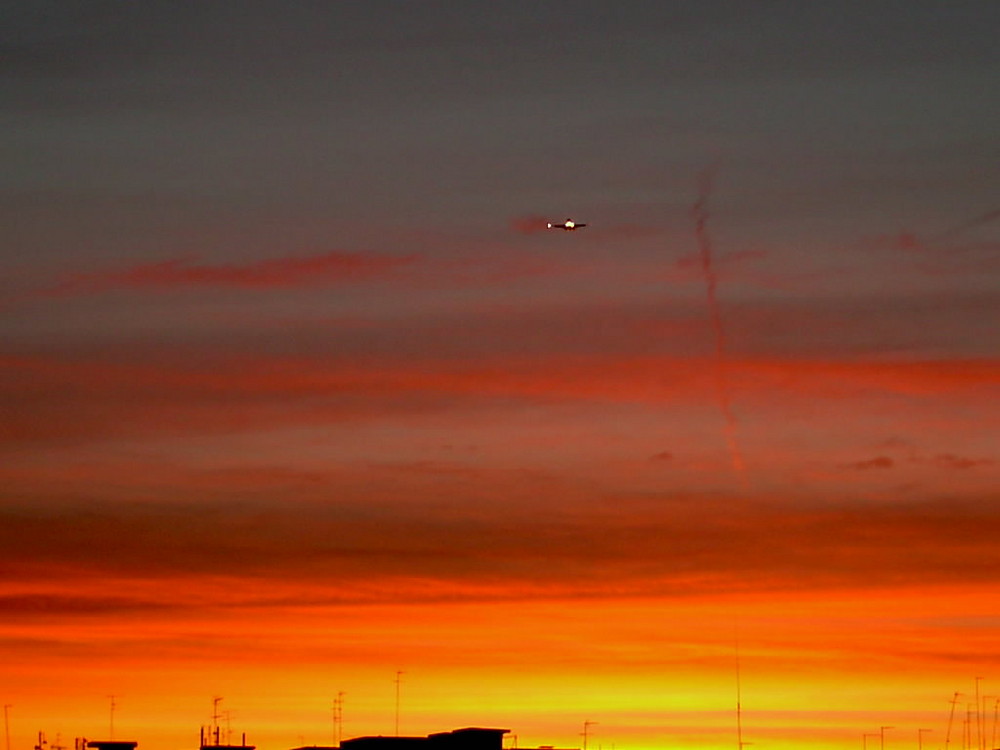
691;170;746;480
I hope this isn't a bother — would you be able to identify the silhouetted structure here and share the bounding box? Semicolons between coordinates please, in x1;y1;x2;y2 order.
340;728;508;750
200;726;254;750
86;741;138;750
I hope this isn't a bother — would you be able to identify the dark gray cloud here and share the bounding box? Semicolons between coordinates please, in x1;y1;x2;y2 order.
2;492;998;599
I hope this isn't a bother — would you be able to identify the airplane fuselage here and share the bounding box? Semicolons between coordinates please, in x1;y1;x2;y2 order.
547;219;587;231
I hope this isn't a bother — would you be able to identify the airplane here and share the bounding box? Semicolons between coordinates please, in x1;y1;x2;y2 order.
547;218;587;231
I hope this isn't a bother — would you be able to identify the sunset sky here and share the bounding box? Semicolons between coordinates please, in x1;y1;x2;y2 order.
2;3;998;750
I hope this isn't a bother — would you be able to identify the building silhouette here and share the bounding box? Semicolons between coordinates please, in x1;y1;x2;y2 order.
324;728;577;750
338;728;507;750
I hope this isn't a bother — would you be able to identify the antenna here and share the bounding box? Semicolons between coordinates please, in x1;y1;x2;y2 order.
991;697;998;750
333;692;345;746
976;678;983;750
212;697;223;747
108;696;116;740
880;725;894;750
947;693;964;750
736;634;743;750
582;721;598;750
3;704;11;750
734;626;751;750
394;672;404;736
918;729;932;750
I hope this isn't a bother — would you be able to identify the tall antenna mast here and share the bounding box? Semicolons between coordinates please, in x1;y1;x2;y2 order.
394;672;404;736
582;721;597;750
4;704;11;750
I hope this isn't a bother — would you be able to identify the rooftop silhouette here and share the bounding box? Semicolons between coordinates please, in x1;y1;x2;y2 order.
341;728;508;750
86;742;138;750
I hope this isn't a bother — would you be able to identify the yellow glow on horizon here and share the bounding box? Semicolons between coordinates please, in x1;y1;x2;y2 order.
3;582;996;750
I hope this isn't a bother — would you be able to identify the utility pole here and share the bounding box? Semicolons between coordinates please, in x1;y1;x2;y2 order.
863;733;879;750
918;729;932;750
4;704;11;750
394;672;404;736
582;721;597;750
